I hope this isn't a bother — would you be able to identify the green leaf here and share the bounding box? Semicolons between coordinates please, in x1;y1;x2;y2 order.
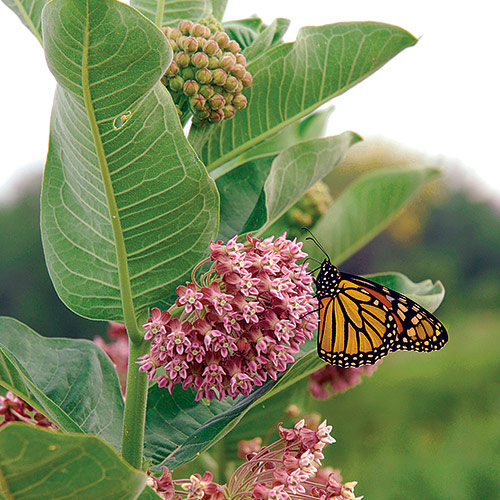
262;132;362;230
138;487;163;499
216;132;360;241
143;271;444;470
367;272;446;312
216;157;272;240
222;18;264;50
0;317;124;451
1;0;48;43
130;0;212;27
0;424;145;500
41;0;219;322
210;0;227;20
244;18;290;62
211;107;334;179
306;167;440;264
190;22;417;170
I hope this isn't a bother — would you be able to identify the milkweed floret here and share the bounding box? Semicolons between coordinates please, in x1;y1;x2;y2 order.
149;420;362;500
138;234;318;401
161;17;252;126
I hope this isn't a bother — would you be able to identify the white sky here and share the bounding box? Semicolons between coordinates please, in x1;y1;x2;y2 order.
1;0;499;200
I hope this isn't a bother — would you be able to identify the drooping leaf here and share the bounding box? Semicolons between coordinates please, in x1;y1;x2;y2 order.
1;0;48;42
0;317;124;450
190;22;417;170
0;424;145;500
143;272;444;470
216;132;360;241
368;272;446;312
262;132;362;230
130;0;212;27
41;0;219;322
211;107;334;179
305;167;440;264
244;18;290;62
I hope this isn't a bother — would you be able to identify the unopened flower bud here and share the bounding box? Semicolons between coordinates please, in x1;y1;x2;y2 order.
223;104;235;119
178;20;193;35
221;90;233;104
232;64;246;79
228;40;241;54
169;75;184;93
241;71;253;88
204;39;220;56
220;53;236;72
166;60;179;76
208;56;220;70
190;23;210;38
194;107;210;119
182;67;196;80
167;39;178;52
183;79;200;96
175;51;191;67
200;85;215;99
209;109;225;123
169;28;182;40
213;31;230;48
196;68;213;84
212;68;228;86
182;36;199;53
224;75;239;91
209;93;226;110
232;93;247;110
190;94;206;112
234;80;243;93
236;53;247;65
191;51;209;68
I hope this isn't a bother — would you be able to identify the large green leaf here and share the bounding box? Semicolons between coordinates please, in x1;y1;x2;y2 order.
130;0;212;27
1;0;48;42
305;167;440;264
210;107;334;179
143;271;444;470
0;424;145;500
189;22;417;170
41;0;219;322
210;0;227;20
216;132;360;241
0;317;124;451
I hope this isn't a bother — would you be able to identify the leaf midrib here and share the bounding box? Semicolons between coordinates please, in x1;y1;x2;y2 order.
81;2;139;340
11;0;43;44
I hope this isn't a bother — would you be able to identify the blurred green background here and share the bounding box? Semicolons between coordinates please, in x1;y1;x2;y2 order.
1;139;499;499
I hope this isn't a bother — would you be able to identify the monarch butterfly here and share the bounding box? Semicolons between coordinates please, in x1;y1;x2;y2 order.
305;232;448;367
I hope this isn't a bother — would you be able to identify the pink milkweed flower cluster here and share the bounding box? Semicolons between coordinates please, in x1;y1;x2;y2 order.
0;391;57;430
149;419;361;500
308;364;379;399
138;234;318;401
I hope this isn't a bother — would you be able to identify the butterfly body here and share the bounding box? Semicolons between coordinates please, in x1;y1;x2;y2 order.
314;259;448;367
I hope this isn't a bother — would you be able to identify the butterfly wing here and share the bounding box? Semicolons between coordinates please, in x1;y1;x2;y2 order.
317;278;398;367
339;272;448;354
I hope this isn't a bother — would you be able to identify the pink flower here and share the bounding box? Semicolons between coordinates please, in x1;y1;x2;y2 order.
0;391;57;430
308;364;379;399
138;234;318;401
149;420;361;500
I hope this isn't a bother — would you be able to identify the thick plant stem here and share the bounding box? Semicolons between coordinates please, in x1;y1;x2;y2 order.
121;337;150;469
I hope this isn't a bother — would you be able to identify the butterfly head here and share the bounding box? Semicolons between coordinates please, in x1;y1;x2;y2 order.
314;259;341;298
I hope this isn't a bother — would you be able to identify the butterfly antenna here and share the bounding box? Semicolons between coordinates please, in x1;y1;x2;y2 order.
299;256;322;276
301;227;330;261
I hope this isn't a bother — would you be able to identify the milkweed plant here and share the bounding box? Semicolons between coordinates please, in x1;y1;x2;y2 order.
0;0;447;498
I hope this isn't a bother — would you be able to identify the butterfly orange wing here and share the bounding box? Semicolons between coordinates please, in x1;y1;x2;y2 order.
317;273;448;367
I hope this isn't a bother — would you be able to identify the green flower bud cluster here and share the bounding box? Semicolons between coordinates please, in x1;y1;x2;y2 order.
287;182;334;234
161;19;252;126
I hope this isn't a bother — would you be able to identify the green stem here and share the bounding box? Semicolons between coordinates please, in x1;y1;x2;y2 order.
121;336;150;469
